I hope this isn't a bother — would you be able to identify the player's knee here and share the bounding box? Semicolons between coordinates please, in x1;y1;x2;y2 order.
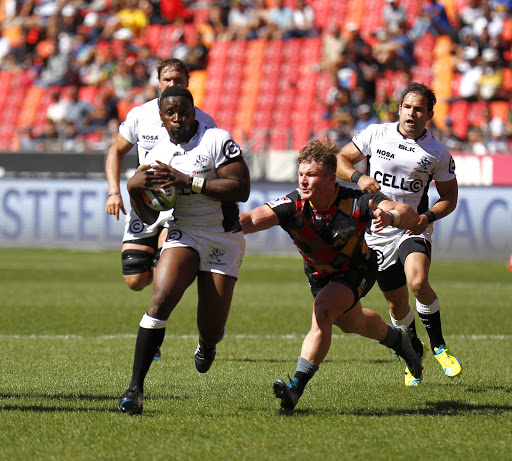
122;249;155;290
123;272;153;291
407;276;428;296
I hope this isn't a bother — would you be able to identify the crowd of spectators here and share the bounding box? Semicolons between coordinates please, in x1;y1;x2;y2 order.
0;0;511;155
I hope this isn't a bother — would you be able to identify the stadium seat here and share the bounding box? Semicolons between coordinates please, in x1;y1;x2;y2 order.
448;100;469;139
78;86;99;107
489;100;510;122
142;24;163;56
467;101;489;128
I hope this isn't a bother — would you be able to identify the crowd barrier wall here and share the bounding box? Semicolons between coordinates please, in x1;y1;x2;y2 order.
0;179;511;263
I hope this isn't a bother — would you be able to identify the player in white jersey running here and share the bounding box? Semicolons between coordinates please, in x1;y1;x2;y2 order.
336;82;461;386
105;58;216;293
118;86;250;415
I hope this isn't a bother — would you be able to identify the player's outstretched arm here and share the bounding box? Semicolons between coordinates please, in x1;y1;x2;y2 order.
240;206;279;235
336;142;380;193
371;199;420;232
105;133;135;220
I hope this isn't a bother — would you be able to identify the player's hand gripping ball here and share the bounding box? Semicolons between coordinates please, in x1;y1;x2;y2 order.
139;163;178;211
140;186;177;211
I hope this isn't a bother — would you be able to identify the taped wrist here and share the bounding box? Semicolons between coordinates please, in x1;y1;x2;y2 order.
351;171;364;184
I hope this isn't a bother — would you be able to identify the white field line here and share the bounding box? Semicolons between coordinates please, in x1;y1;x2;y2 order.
1;334;511;340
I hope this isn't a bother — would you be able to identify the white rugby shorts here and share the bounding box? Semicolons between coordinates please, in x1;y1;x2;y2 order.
162;225;245;278
122;208;174;242
367;225;433;270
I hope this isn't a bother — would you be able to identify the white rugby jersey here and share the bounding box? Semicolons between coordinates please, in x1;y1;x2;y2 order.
119;98;216;165
353;122;456;262
143;122;244;232
353;122;456;211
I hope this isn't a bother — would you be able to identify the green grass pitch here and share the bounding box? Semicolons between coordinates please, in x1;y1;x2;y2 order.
1;248;511;460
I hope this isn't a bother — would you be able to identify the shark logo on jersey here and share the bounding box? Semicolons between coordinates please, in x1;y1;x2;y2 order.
194;154;209;168
417;156;432;170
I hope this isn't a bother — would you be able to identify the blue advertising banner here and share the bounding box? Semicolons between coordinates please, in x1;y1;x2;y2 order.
0;179;511;262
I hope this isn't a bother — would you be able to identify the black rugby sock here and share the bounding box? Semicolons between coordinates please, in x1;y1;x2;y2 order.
129;326;166;392
418;311;445;352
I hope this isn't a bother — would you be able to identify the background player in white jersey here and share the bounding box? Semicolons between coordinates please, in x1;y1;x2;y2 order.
118;86;250;415
105;58;216;293
336;82;461;387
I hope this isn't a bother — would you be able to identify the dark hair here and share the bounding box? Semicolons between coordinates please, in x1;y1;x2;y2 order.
298;139;338;174
157;58;190;81
159;86;194;108
400;82;437;112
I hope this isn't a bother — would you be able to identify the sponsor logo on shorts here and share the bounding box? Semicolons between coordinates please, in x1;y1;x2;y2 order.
167;230;182;241
129;219;145;234
207;248;226;266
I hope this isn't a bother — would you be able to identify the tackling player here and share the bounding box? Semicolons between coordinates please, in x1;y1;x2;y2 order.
240;139;422;411
118;86;250;415
336;81;461;387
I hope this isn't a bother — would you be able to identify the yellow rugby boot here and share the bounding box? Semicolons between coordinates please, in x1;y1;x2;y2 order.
405;342;428;387
434;344;462;378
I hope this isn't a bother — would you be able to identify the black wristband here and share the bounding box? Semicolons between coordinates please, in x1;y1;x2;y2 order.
423;210;437;223
351;171;364;184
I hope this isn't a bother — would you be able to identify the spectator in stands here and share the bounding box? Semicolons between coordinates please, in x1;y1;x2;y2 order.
112;59;135;98
372;21;416;71
354;104;379;132
0;23;12;61
61;120;86;152
318;22;347;74
37;37;73;87
206;3;229;41
326;110;356;149
46;90;70;125
64;86;94;131
16;125;36;151
160;0;194;24
170;29;190;61
382;0;408;35
268;0;294;39
437;118;463;152
186;31;209;71
472;2;503;40
487;117;509;153
324;81;355;121
466;125;488;155
409;0;452;40
248;0;272;40
34;119;61;152
288;0;317;39
335;52;358;92
478;47;505;101
103;0;149;40
372;86;398;122
344;22;369;61
454;46;483;102
226;0;254;40
460;0;483;29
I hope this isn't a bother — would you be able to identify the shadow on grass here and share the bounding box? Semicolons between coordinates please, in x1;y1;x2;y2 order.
279;400;512;417
0;392;189;413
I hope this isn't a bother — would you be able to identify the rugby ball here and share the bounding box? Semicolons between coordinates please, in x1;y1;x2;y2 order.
141;186;177;211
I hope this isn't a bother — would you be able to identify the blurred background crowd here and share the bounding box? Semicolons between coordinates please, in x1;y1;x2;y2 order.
0;0;510;155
